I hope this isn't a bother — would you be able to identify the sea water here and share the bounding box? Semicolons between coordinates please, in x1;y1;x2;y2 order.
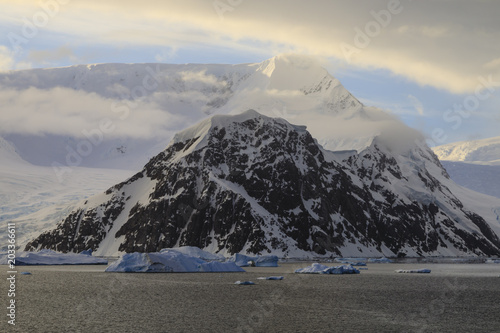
1;263;499;332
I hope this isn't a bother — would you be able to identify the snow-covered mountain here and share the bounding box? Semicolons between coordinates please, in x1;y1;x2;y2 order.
26;110;500;258
433;137;500;199
0;54;364;249
0;54;403;250
4;55;500;256
0;54;376;170
433;136;500;165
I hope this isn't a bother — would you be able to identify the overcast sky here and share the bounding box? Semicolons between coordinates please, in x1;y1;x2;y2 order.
1;0;499;144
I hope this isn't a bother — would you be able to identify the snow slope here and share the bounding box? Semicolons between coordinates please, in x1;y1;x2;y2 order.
0;147;134;251
433;136;500;165
440;161;500;199
433;137;500;199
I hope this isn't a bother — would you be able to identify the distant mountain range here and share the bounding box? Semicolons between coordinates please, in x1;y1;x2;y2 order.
433;137;500;199
433;136;500;165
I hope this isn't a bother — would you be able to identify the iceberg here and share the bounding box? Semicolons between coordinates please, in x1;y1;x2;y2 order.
368;257;393;263
0;249;107;265
232;253;279;267
336;260;367;266
257;276;284;280
295;263;360;274
234;281;255;285
485;259;500;264
160;246;225;261
395;268;431;273
105;250;244;273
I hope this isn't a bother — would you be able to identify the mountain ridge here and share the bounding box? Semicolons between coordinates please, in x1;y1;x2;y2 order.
25;110;500;258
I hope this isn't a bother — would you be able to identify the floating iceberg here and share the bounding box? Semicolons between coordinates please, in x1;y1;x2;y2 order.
234;281;255;285
160;246;225;261
485;259;500;264
336;261;367;266
0;249;107;265
232;253;279;267
395;268;431;273
105;250;244;273
335;258;367;263
295;263;360;274
257;276;284;280
368;257;393;263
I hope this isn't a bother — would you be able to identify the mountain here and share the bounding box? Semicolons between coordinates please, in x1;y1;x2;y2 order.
433;136;500;165
0;54;369;170
4;55;500;256
25;110;500;258
433;137;500;199
1;54;397;249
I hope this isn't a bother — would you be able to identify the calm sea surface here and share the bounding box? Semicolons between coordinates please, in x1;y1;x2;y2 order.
2;262;499;333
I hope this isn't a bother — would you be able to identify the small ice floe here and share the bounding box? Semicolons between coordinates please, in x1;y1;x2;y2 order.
368;257;393;263
295;263;360;274
357;267;368;270
231;254;279;267
20;272;32;275
234;281;255;285
395;269;431;274
257;276;284;280
485;259;500;264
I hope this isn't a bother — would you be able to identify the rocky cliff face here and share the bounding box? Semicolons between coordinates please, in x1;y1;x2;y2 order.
26;111;500;257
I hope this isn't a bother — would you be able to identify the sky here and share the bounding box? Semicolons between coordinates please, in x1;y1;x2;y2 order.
0;0;499;145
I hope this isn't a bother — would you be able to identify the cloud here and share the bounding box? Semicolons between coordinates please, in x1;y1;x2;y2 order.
2;1;500;94
2;0;496;94
0;87;183;139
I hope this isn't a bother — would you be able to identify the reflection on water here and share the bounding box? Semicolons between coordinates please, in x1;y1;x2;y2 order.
1;263;499;332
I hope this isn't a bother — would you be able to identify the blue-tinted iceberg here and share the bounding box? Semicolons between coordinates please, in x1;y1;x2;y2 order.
160;246;225;261
295;263;360;274
0;249;107;265
368;257;393;263
105;250;244;273
232;253;279;267
336;260;367;266
485;259;500;264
